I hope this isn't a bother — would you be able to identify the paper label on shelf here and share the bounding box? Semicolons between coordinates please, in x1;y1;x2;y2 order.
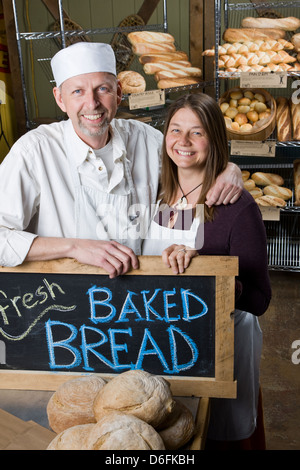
240;71;287;89
231;140;276;157
259;206;281;221
129;90;165;110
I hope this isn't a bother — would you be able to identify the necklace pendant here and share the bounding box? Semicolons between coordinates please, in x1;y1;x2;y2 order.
175;196;187;210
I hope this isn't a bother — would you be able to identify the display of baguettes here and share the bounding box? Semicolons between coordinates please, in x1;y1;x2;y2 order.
294;160;300;206
276;97;292;142
241;16;300;32
290;100;300;141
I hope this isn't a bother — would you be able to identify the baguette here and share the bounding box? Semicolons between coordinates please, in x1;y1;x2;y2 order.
292;33;300;52
242;16;300;32
252;172;284;186
157;77;201;89
263;184;293;200
223;28;286;43
256;195;286;207
290;100;300;141
294;159;300;206
132;42;176;55
139;52;189;64
143;61;192;74
127;31;175;45
155;68;202;81
276;97;292;142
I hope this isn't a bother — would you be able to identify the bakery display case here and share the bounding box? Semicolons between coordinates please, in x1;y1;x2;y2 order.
210;0;300;272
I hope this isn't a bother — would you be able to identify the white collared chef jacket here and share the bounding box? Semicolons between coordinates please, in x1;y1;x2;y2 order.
0;118;162;266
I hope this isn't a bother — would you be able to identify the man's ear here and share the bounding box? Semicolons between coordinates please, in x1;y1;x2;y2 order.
53;86;67;113
116;80;123;106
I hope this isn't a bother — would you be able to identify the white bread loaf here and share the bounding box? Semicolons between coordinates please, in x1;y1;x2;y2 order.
242;17;300;32
117;71;146;94
276;97;292;142
143;60;192;74
294;159;300;206
93;370;175;428
242;170;250;181
248;187;263;199
256;195;286;207
292;33;300;51
290;100;300;140
47;424;94;450
132;42;176;55
157;77;201;89
223;28;286;43
263;184;293;200
158;400;195;450
243;179;256;191
139;52;189;64
82;411;165;450
252;172;284;186
155;68;202;80
127;31;175;45
47;375;107;434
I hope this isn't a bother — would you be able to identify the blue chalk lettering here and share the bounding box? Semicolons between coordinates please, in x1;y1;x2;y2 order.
168;325;199;373
135;328;170;372
141;289;165;322
45;320;81;370
108;328;133;369
163;288;180;321
87;286;116;323
181;288;208;321
118;292;143;322
80;325;115;371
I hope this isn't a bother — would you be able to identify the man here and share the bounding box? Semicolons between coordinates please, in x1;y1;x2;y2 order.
0;42;242;278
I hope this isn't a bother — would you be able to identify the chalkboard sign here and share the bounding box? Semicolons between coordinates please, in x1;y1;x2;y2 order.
0;256;238;399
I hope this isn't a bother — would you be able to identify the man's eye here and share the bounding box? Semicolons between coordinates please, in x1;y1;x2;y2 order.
99;86;109;94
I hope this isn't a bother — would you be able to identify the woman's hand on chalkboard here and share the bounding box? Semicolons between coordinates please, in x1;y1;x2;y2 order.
162;245;198;275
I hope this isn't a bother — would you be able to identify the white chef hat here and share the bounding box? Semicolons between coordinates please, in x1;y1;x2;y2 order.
51;42;116;87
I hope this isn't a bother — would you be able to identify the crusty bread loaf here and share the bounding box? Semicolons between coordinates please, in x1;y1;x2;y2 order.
203;39;294;57
127;31;175;45
157;77;201;89
256;195;287;207
82;411;165;450
276;97;292;142
292;33;300;52
139;52;189;64
93;370;175;428
290;100;300;141
263;184;293;200
117;71;146;94
155;68;202;80
242;16;300;32
132;42;176;55
47;424;94;450
158;400;195;450
47;375;106;434
242;170;250;181
143;60;192;74
223;28;286;43
243;178;256;191
252;172;284;186
248;187;263;199
294;159;300;206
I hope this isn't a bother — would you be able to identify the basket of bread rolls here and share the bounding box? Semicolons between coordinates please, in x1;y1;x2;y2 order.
219;87;276;141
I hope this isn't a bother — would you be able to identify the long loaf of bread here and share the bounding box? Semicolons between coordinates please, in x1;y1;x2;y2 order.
157;77;201;89
256;195;286;207
155;68;202;80
263;184;293;200
127;31;175;45
276;97;292;142
292;33;300;52
290;100;300;141
143;61;192;74
139;52;189;64
252;172;284;186
132;42;176;55
242;16;300;32
223;28;286;43
294;159;300;206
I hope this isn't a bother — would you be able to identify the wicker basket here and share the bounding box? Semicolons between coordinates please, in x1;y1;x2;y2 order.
219;87;276;141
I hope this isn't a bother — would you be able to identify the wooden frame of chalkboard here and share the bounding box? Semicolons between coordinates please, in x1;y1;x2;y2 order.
0;255;238;399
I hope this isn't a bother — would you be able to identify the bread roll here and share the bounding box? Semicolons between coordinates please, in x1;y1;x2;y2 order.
242;17;300;32
143;61;192;74
223;28;286;43
256;195;286;207
157;77;201;89
158;400;195;450
117;71;146;94
139;52;189;64
276;97;292;142
93;370;175;428
128;31;175;45
248;187;263;199
132;42;176;55
252;172;284;186
47;375;106;434
263;184;293;200
47;424;94;450
294;159;300;206
243;178;256;191
242;170;250;181
290;100;300;141
82;411;165;450
292;33;300;52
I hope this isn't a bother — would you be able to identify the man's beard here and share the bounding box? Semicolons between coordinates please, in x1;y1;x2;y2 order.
78;115;110;137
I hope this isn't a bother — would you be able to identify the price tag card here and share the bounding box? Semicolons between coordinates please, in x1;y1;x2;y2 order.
240;71;287;88
259;206;281;221
231;140;276;157
129;89;165;110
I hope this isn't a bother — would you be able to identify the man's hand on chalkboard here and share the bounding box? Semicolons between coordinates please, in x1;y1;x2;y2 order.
205;162;243;207
162;244;198;275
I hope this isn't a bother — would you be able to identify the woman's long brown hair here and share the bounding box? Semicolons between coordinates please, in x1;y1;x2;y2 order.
159;92;229;221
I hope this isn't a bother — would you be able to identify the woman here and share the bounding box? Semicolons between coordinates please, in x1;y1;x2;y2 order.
142;93;272;449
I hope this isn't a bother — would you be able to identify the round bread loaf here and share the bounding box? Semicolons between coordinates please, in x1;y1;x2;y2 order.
117;71;146;94
93;370;175;428
158;400;195;450
82;411;165;450
47;375;107;433
47;423;94;450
